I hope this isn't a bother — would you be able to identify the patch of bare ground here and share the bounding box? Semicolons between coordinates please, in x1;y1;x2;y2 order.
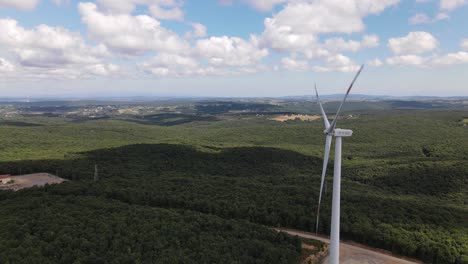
0;173;67;191
271;115;321;122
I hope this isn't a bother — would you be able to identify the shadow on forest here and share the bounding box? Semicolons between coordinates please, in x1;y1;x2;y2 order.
0;144;466;263
0;143;321;180
195;101;276;115
0;144;328;241
0;143;465;196
0;121;43;127
70;116;111;123
123;113;218;126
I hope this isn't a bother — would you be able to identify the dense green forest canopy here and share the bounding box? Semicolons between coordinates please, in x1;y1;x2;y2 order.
0;195;301;264
0;105;467;264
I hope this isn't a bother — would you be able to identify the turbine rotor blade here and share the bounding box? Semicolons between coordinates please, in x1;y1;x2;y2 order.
315;83;330;129
327;64;364;133
316;134;333;233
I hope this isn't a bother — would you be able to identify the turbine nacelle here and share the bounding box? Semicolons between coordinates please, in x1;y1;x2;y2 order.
325;129;353;137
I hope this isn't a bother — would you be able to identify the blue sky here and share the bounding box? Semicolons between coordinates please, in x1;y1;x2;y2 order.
0;0;467;97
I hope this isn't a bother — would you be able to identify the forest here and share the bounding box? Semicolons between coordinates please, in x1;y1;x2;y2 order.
0;103;466;263
0;195;301;264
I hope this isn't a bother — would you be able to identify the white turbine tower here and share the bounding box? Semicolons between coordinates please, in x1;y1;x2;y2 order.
315;65;364;264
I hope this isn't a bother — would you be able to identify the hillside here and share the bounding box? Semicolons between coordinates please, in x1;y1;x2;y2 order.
0;104;466;263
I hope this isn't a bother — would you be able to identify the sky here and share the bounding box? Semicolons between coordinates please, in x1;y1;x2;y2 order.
0;0;467;98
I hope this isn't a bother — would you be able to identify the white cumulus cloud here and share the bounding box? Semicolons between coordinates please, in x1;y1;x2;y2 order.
0;19;109;67
51;0;71;6
440;0;466;10
409;12;449;24
388;31;439;55
86;63;120;76
281;56;309;71
95;0;157;12
435;12;450;20
194;35;268;67
367;58;383;67
78;2;188;56
241;0;287;11
141;53;197;76
409;13;431;24
0;18;120;79
461;39;468;50
386;55;427;66
0;58;15;73
149;4;184;21
185;23;207;39
0;0;38;10
139;53;226;77
324;34;379;53
95;0;184;20
431;51;468;65
260;0;398;64
311;54;360;72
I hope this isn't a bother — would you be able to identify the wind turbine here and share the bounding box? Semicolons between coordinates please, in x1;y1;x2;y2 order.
315;65;364;264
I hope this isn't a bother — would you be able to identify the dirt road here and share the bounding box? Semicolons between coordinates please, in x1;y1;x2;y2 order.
277;229;420;264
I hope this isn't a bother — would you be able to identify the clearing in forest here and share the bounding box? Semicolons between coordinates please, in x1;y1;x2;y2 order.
0;173;66;191
271;114;321;122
